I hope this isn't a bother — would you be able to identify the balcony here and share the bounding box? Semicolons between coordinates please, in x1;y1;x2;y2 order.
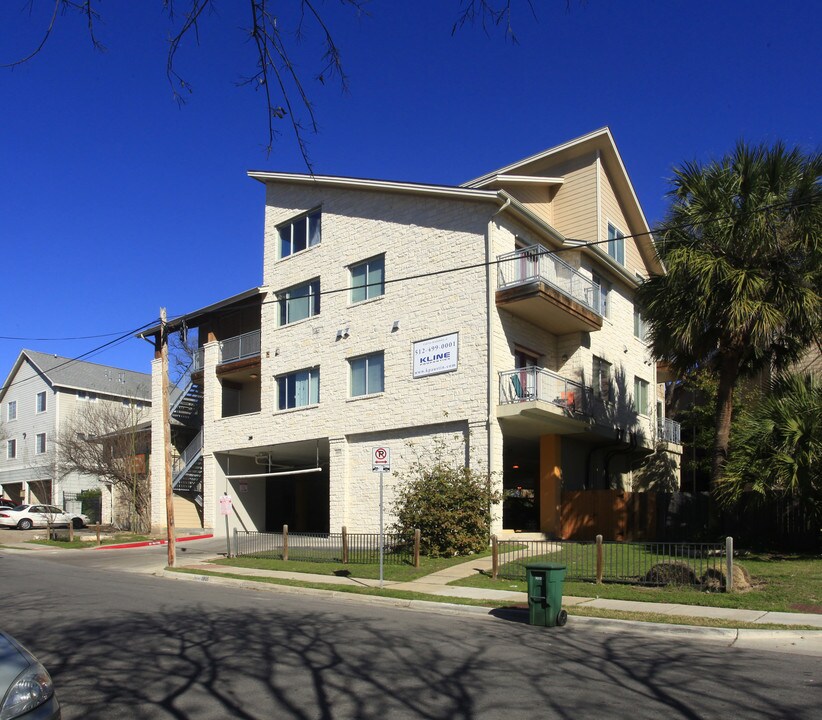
496;247;603;334
219;329;261;365
657;417;682;445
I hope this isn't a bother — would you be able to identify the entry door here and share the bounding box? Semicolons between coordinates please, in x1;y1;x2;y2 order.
515;350;538;399
516;239;540;283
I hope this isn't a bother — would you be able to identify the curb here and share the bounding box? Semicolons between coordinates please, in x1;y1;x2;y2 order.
157;568;822;647
94;533;214;550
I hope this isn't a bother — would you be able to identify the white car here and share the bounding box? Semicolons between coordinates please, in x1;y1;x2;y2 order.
0;504;90;531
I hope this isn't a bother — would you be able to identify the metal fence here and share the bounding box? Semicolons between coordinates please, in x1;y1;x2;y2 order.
234;529;418;566
219;329;261;364
494;537;731;587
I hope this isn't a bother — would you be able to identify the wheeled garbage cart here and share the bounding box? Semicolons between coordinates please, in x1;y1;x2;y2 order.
525;562;568;627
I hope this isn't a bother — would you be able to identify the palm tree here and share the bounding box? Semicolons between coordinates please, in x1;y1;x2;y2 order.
717;373;821;522
637;141;822;487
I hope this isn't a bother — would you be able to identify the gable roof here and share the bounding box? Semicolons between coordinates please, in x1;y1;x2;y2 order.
0;350;151;403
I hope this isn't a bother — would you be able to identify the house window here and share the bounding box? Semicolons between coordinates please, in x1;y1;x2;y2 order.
35;433;46;455
278;279;321;325
36;391;47;413
634;307;647;341
279;210;321;259
6;439;16;460
277;367;320;410
634;377;650;415
592;273;610;318
7;401;16;421
78;391;97;402
592;356;612;401
608;223;625;265
350;352;384;397
350;255;385;304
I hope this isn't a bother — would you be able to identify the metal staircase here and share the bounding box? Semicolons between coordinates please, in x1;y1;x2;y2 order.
172;429;204;506
170;380;204;425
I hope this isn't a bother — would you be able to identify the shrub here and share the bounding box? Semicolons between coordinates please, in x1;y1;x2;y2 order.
643;562;698;586
391;451;500;558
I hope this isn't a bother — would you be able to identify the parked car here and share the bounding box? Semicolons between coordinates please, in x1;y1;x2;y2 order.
0;505;90;531
0;498;18;510
0;630;60;719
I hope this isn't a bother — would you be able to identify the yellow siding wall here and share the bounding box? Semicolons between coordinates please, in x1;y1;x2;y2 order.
600;163;645;277
550;153;599;242
512;185;554;226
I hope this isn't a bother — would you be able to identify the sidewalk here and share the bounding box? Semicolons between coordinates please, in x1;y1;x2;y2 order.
175;551;822;630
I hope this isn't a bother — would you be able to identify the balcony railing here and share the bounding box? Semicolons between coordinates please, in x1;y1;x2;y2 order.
191;348;205;373
657;417;682;444
219;329;261;365
499;367;590;413
497;246;601;315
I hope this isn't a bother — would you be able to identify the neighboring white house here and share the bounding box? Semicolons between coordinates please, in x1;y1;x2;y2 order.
144;127;682;538
0;350;151;522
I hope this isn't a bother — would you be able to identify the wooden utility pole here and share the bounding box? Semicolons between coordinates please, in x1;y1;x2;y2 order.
160;307;176;567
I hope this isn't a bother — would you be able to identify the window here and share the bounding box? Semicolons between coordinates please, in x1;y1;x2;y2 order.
6;439;16;460
592;356;612;401
592;273;610;317
350;255;385;303
35;433;46;455
278;279;321;325
350;352;384;397
633;307;647;341
608;223;625;265
279;210;321;259
36;391;47;413
277;367;320;410
78;391;97;402
7;401;16;421
634;377;650;415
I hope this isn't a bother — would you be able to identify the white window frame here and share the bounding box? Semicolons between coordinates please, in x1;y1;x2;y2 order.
350;255;385;304
278;278;321;326
276;367;320;410
7;438;16;460
607;222;625;265
78;391;97;402
593;356;613;402
592;273;610;318
633;307;648;341
634;377;650;416
35;433;47;455
7;400;16;421
349;352;384;397
35;391;47;414
278;209;321;259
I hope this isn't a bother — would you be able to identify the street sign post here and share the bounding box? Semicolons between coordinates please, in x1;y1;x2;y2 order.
219;493;233;557
372;447;391;587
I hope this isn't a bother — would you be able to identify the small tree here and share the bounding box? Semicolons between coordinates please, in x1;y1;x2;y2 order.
391;444;499;558
716;373;822;523
57;400;151;532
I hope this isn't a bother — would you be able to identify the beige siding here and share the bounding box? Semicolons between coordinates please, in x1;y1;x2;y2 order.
550;153;599;242
508;184;554;226
600;163;646;277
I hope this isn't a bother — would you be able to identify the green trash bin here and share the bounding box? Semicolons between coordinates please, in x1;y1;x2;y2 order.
525;562;568;627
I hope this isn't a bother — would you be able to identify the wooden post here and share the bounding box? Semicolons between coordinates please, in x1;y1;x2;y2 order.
68;520;74;542
596;534;603;584
283;524;289;561
491;534;498;579
726;536;734;592
342;526;349;564
96;523;101;546
413;528;421;569
160;307;176;568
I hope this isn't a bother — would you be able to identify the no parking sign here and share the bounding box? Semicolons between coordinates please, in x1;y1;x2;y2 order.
372;446;391;473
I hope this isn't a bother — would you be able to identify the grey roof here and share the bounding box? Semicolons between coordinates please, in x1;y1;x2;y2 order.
11;350;152;401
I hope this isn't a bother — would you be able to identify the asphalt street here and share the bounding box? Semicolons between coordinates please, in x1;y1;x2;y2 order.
2;546;820;719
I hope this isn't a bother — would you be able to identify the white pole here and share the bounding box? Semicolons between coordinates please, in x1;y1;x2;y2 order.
379;471;384;589
224;468;322;480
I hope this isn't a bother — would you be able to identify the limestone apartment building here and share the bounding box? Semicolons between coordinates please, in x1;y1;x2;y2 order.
0;350;151;522
147;128;682;538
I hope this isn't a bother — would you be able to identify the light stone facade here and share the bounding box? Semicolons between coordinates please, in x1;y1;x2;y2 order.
149;128;681;539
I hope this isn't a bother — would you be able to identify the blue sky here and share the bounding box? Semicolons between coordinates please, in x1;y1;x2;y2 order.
1;1;819;378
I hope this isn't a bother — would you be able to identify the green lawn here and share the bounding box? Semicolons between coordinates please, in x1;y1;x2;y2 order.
454;553;822;613
210;549;492;583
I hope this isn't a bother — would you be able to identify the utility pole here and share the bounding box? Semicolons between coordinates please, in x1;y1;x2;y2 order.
161;307;176;567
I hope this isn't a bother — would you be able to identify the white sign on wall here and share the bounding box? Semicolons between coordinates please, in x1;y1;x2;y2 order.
412;332;459;378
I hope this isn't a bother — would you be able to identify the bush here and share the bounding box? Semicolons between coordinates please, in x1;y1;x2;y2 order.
391;451;499;558
643;562;698;586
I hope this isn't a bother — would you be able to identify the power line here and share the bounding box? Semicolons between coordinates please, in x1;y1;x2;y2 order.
0;330;139;342
0;319;160;396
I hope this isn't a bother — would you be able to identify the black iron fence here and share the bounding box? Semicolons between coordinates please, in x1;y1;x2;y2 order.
493;536;733;588
233;527;420;567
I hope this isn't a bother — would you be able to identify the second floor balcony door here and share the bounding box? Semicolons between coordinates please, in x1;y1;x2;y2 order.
515;349;538;400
